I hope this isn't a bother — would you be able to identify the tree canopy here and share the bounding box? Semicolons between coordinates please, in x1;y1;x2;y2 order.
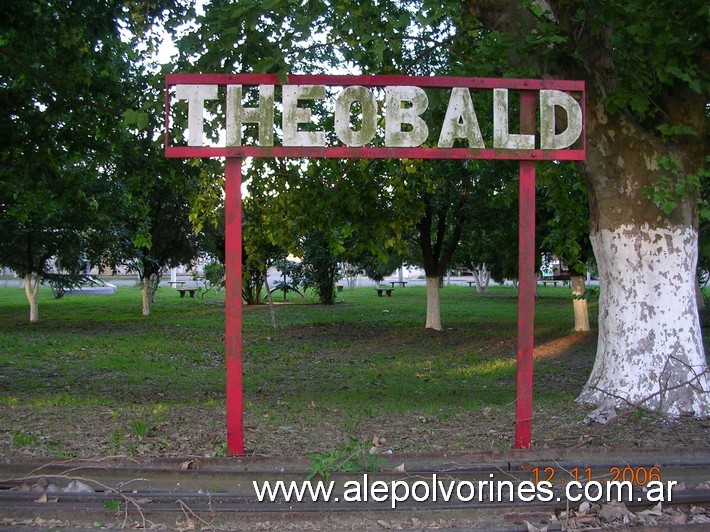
0;0;199;320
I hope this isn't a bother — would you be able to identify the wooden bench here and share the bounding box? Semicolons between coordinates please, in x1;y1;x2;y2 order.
389;281;407;288
177;287;198;298
375;287;394;297
539;279;569;287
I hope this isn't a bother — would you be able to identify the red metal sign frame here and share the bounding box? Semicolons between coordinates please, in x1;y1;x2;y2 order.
164;73;586;455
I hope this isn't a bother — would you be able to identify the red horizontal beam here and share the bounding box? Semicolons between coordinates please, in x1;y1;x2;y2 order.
165;73;584;91
165;145;586;161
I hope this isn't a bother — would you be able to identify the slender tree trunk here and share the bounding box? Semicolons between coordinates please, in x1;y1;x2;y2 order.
263;270;278;329
141;279;151;316
24;273;40;323
149;273;159;304
480;264;490;291
425;275;443;330
570;274;590;332
471;264;489;293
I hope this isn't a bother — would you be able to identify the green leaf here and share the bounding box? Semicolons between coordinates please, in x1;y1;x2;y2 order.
121;109;150;130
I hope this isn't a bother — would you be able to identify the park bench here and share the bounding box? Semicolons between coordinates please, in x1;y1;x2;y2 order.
539;277;570;287
389;281;407;288
375;287;394;297
177;287;198;298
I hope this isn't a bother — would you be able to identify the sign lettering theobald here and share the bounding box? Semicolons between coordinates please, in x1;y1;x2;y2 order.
334;85;377;147
165;74;585;160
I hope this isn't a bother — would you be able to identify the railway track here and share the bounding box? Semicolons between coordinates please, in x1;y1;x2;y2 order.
1;448;710;529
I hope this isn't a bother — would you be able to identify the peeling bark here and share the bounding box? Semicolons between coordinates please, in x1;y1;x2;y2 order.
578;225;708;415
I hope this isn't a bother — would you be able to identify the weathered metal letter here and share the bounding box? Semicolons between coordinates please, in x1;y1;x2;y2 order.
385;86;429;148
334;86;377;147
437;87;485;148
539;90;583;150
282;85;326;147
226;85;274;146
175;85;218;146
493;89;535;150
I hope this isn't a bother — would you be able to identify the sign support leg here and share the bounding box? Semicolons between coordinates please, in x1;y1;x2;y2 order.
516;160;536;449
516;91;537;449
225;157;244;455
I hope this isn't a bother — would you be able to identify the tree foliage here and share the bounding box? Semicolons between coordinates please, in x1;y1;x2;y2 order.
0;1;186;320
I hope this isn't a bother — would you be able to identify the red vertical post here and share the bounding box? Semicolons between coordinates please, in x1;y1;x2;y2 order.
516;91;537;449
225;158;244;455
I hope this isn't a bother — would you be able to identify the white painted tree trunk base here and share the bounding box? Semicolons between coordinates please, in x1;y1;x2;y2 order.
570;275;590;332
141;283;151;316
578;224;710;417
24;273;40;323
425;275;443;331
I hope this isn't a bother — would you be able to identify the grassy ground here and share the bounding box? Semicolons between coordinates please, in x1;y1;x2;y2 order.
1;283;708;459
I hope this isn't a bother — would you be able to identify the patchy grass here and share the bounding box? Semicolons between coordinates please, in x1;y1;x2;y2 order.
0;283;708;458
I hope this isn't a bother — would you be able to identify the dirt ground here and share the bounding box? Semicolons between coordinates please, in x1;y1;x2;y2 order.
2;363;709;462
2;308;709;463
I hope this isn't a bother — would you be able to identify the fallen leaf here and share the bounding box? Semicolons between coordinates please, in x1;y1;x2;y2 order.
394;463;406;472
180;460;196;470
524;520;542;532
639;502;664;516
598;502;632;522
34;493;58;503
577;501;591;515
670;513;688;525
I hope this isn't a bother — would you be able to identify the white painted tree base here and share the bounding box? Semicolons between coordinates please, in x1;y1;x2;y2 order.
425;275;443;331
577;224;710;417
24;273;40;323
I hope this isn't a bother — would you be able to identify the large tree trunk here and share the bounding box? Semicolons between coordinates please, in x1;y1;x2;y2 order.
425;275;443;330
570;274;589;332
24;273;40;323
577;104;709;416
579;224;707;414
